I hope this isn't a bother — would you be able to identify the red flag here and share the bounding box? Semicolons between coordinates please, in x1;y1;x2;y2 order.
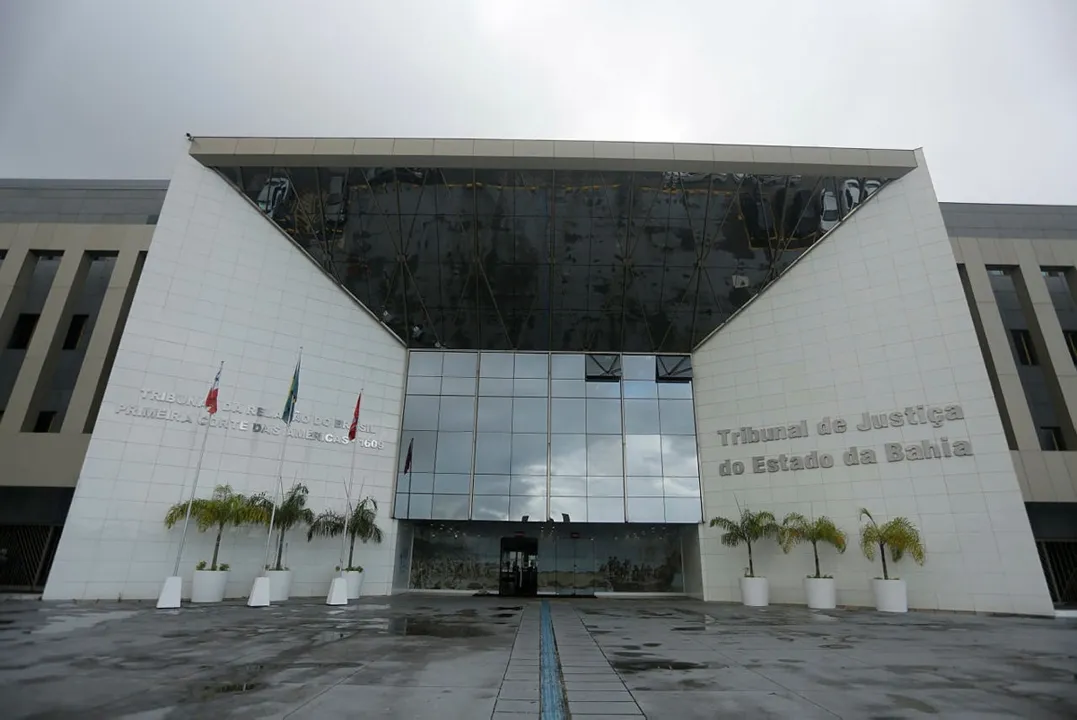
403;438;414;474
347;392;362;441
205;363;222;415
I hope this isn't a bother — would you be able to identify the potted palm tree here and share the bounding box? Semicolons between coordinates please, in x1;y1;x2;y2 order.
163;484;265;603
709;508;779;607
859;508;926;613
256;483;315;602
307;496;384;599
781;513;848;609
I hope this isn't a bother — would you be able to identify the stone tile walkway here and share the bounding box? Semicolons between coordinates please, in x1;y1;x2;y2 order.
1;595;1075;718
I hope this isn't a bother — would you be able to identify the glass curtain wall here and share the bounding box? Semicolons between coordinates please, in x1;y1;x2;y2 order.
394;350;703;524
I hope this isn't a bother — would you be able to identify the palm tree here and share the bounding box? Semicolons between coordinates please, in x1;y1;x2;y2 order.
858;508;926;580
257;483;315;572
709;508;779;577
307;497;384;570
781;513;847;578
164;484;265;571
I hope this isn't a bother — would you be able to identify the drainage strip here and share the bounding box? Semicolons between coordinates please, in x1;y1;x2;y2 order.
539;600;567;720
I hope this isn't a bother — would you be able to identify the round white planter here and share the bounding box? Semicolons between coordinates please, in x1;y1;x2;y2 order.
343;570;364;599
191;570;228;603
266;570;292;602
804;577;836;610
873;578;908;613
740;576;769;607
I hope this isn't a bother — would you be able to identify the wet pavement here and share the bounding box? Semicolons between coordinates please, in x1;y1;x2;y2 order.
0;595;1074;719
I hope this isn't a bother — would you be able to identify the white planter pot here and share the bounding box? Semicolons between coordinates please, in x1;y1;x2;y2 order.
266;570;292;602
191;570;228;603
804;577;836;610
343;570;364;599
873;578;908;613
740;576;769;607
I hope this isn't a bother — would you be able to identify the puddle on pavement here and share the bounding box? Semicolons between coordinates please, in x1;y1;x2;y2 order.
612;659;708;673
671;625;704;632
387;617;491;638
643;642;661;647
201;681;264;696
33;610;139;635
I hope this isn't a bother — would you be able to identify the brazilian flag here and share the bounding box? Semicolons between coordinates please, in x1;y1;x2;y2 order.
282;356;301;424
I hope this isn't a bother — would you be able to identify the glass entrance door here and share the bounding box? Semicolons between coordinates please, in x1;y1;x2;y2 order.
554;532;596;597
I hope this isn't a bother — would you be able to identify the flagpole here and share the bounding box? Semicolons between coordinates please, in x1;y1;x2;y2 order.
264;348;301;573
172;361;223;577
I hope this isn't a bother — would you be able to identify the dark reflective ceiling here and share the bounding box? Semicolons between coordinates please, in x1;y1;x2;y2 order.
214;166;887;352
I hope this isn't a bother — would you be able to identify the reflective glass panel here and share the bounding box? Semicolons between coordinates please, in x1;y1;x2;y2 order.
442;351;478;377
511;475;546;496
512;397;548;433
511;433;548;475
408;493;433;519
623;381;658;399
399;431;437;473
659;398;696;434
514;353;549;378
550;434;586;475
626;476;664;497
472;495;510;521
433;473;471;494
551;354;584;379
587;476;623;497
587;496;625;523
623;399;660;434
549;476;587;496
479;378;514;396
664;497;703;523
551;379;585;397
434;431;474;474
622;355;655;381
513;378;548;397
407;375;441;395
626;497;665;523
587;435;623;476
431;494;470;520
438;396;475;431
480;352;514;378
586;382;621;399
510;496;546;522
550;496;587;523
440;376;477;396
587;399;622;434
395;472;411;493
625;435;663;475
477;397;512;432
657;382;693;399
407;472;434;493
402;396;439;431
663;476;702;497
661;435;699;477
474;433;511;474
408;351;443;376
394;492;408;518
550;398;586;434
473;474;511;495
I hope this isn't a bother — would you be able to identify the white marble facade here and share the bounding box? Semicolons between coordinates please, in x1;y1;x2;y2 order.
691;152;1055;615
44;154;407;601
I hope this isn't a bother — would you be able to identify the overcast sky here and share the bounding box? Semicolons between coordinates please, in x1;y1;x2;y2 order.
1;0;1074;203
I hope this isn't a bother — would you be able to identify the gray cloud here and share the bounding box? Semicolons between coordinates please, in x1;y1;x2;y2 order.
1;0;1074;203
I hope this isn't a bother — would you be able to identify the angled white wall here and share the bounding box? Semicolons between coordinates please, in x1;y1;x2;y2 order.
44;154;407;601
691;153;1054;616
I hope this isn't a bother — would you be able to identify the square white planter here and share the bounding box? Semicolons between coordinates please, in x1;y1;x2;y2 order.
740;576;769;607
191;570;228;603
266;570;292;602
873;578;908;613
804;577;836;609
343;570;364;599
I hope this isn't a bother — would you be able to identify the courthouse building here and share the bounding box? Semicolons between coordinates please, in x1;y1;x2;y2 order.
0;139;1074;613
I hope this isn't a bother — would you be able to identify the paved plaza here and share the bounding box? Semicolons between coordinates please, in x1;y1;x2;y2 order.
0;595;1075;719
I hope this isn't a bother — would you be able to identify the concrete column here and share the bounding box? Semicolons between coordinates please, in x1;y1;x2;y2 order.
61;248;142;435
1012;253;1077;447
962;257;1040;450
0;249;87;432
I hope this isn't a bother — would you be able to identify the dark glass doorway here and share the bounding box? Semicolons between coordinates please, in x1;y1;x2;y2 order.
499;536;538;597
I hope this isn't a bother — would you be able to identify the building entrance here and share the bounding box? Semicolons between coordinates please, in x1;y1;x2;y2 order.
549;531;596;597
498;536;538;597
